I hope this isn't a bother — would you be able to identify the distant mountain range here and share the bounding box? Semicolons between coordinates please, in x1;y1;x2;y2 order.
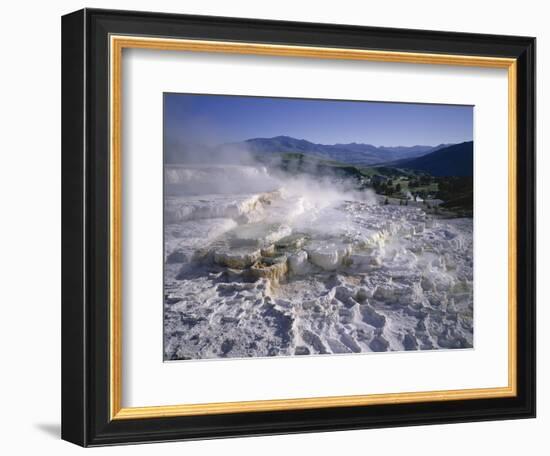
165;135;473;177
389;141;473;177
229;136;452;166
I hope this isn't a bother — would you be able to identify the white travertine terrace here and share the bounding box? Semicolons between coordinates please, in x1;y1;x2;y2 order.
163;165;473;360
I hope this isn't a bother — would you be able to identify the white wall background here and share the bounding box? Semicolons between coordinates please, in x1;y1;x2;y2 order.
0;0;545;454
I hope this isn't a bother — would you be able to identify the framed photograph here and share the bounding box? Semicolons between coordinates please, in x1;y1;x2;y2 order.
61;8;535;447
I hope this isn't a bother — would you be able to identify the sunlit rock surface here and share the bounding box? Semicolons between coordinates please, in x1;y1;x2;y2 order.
164;165;473;360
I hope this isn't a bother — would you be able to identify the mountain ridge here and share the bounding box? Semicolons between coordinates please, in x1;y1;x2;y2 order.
390;141;473;176
225;135;453;166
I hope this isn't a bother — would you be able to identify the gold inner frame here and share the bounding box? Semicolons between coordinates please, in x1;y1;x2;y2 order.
109;35;518;420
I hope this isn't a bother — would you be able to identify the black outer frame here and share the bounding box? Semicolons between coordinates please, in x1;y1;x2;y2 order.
61;8;536;447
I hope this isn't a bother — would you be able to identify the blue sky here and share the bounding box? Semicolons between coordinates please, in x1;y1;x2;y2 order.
164;93;473;148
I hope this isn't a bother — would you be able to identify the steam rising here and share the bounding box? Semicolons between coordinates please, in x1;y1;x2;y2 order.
165;142;376;209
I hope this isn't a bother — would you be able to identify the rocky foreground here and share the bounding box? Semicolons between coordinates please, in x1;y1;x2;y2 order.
163;166;473;360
